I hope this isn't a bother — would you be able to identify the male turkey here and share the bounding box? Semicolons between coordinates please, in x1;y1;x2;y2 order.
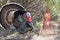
10;10;34;34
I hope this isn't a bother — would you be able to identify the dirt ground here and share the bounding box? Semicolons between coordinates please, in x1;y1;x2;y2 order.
0;22;60;40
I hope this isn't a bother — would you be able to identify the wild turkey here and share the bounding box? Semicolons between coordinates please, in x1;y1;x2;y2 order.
11;10;34;34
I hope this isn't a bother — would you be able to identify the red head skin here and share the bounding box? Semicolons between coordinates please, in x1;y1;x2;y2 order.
22;12;32;22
